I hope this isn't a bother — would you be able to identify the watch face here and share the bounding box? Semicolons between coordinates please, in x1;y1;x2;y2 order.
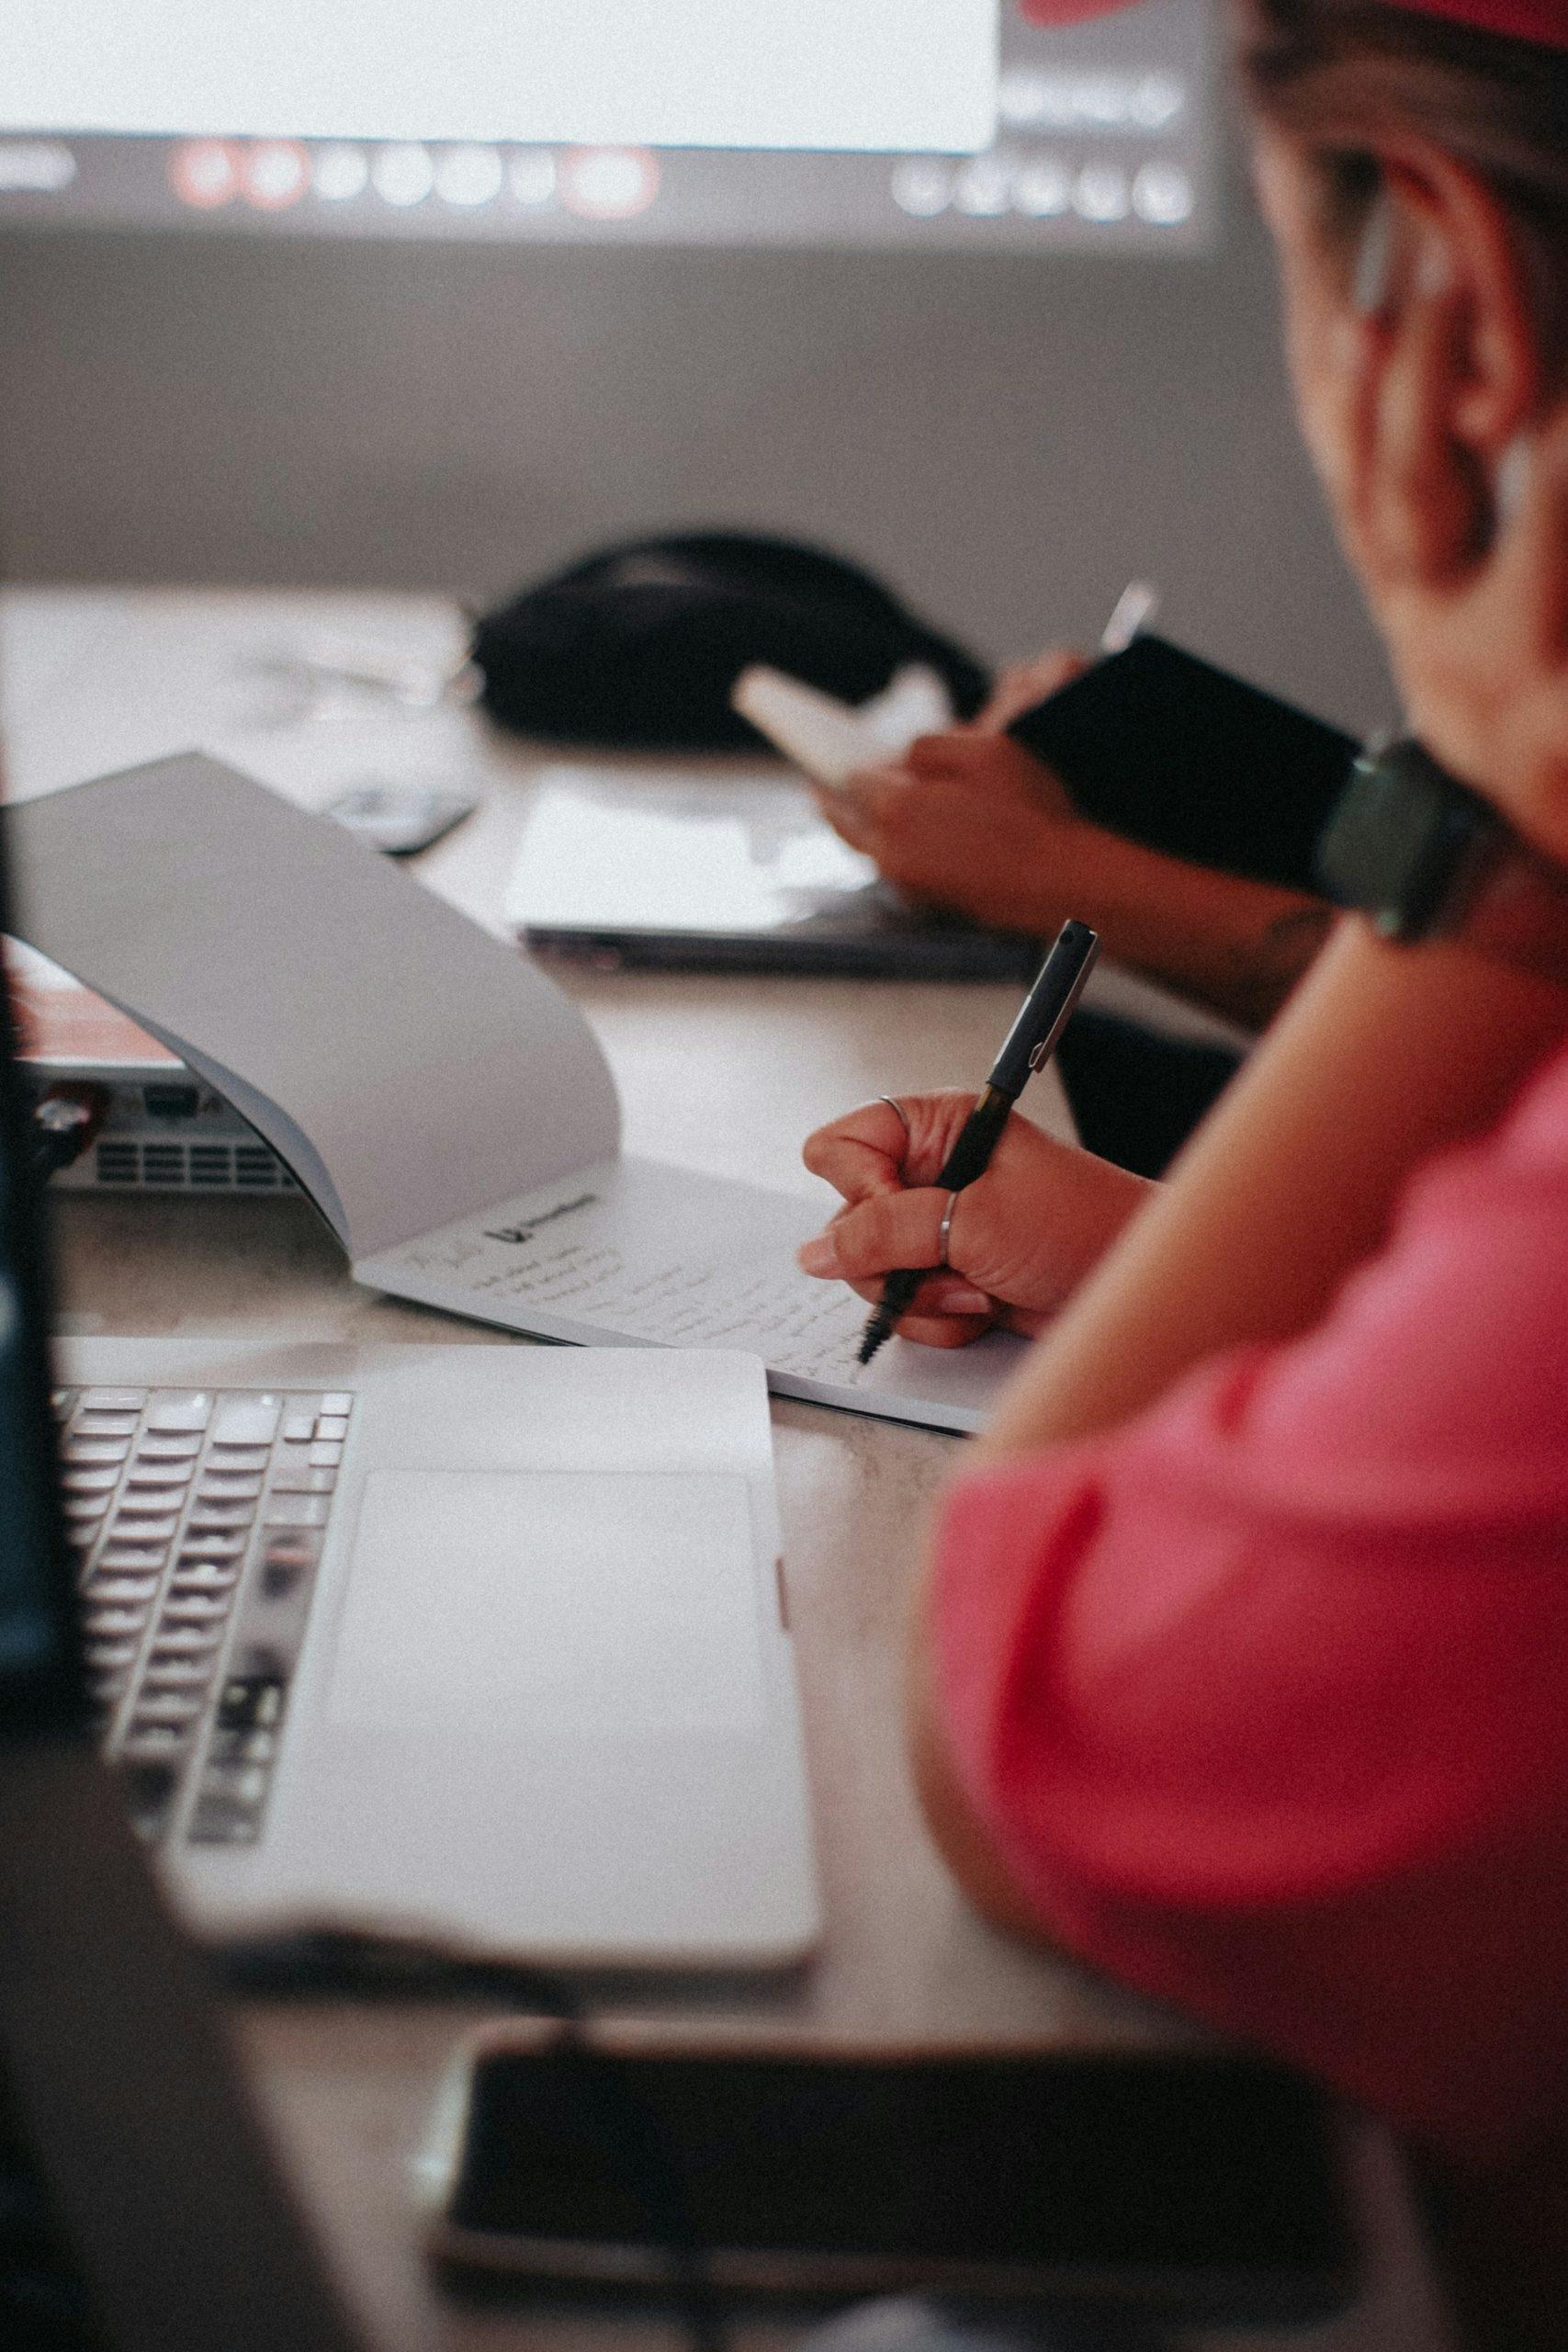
1316;743;1496;939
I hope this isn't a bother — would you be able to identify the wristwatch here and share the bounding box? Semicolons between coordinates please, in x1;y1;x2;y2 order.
1316;736;1568;980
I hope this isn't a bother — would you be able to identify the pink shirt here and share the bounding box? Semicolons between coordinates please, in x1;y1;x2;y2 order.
934;1038;1568;2165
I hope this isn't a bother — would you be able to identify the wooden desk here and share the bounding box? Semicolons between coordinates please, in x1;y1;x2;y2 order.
2;590;1450;2352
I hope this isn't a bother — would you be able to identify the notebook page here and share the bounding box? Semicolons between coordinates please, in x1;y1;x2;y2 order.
355;1154;1029;1435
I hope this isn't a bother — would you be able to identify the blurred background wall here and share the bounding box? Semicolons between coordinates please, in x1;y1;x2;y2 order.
0;153;1393;732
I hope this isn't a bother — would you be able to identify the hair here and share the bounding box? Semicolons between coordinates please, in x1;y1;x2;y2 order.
1234;0;1568;372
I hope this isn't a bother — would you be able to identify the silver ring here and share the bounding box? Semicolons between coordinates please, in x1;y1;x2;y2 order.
877;1094;912;1140
937;1192;958;1268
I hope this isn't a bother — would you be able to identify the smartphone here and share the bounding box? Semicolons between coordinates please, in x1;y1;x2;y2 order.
1006;635;1358;896
430;2041;1358;2324
322;782;478;856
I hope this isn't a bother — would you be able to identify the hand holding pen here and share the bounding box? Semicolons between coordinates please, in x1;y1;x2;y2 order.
796;923;1156;1362
853;922;1099;1364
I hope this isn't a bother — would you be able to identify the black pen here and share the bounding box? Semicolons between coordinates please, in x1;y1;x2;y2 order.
856;919;1100;1368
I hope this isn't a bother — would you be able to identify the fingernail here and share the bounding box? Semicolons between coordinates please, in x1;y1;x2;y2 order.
797;1237;838;1276
943;1286;992;1315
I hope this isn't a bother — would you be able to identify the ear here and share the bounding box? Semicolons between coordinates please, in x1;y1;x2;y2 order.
1353;147;1543;587
1382;152;1541;452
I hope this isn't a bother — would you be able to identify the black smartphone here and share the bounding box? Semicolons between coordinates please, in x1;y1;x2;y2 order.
431;2041;1358;2325
1006;635;1359;896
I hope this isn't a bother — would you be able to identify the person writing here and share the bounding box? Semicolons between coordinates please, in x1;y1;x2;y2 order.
800;0;1568;2333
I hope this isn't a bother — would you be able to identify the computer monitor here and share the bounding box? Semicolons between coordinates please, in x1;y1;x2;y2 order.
0;0;1214;252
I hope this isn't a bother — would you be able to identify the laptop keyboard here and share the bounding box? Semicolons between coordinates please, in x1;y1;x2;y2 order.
51;1385;355;1849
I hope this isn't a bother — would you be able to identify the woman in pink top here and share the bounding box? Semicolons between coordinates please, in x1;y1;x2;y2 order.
799;0;1568;2332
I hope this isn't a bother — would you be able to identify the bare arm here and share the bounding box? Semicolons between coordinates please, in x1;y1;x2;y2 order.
978;918;1568;1457
818;730;1331;1032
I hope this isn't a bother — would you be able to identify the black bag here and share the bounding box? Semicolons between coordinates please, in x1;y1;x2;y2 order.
470;530;991;752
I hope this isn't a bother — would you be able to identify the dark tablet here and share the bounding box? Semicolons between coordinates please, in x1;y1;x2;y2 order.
1007;635;1358;894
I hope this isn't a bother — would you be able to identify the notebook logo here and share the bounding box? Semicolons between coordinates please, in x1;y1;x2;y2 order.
484;1193;599;1246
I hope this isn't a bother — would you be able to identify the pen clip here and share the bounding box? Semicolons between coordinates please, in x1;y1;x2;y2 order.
985;921;1100;1100
1026;985;1086;1071
1099;581;1160;657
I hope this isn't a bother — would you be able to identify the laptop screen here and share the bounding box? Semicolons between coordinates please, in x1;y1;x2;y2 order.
0;834;87;1736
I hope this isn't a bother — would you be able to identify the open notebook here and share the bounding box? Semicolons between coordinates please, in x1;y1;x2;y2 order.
6;756;1029;1434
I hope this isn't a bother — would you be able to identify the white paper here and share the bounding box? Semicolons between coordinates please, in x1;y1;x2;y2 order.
502;752;1032;979
10;754;1022;1434
6;754;620;1257
356;1155;1027;1434
506;764;886;939
732;662;953;789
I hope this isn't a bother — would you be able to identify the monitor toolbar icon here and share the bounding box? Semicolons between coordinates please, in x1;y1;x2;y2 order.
0;141;75;194
371;144;435;207
169;141;241;209
313;145;369;202
434;146;504;207
243;141;308;210
891;148;1191;227
558;148;660;220
509;151;557;207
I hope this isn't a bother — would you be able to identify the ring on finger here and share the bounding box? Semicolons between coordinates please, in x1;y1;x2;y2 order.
937;1192;958;1268
877;1094;912;1141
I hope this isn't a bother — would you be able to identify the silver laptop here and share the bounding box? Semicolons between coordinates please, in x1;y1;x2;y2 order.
1;931;371;2349
47;1326;818;1969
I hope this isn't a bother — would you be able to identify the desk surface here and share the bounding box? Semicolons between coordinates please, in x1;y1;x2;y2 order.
0;588;1449;2352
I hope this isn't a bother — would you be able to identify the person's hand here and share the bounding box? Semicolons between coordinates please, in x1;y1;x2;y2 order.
814;731;1096;936
973;645;1088;733
815;673;1337;1028
811;646;1091;934
797;1092;1155;1347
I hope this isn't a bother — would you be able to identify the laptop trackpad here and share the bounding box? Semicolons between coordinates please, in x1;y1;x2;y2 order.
326;1470;765;1736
